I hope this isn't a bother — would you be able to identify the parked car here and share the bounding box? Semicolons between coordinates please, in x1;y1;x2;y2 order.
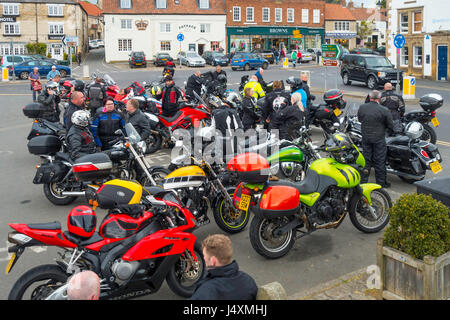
202;51;229;66
96;39;105;47
129;51;147;68
89;40;99;49
1;55;34;69
374;46;386;56
230;52;269;71
153;52;173;66
350;47;379;55
340;54;403;90
299;50;313;63
251;50;275;64
13;60;71;80
26;54;65;66
177;51;205;67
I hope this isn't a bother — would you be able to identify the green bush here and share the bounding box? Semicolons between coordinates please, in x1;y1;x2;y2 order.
63;52;68;61
25;42;47;55
383;193;450;260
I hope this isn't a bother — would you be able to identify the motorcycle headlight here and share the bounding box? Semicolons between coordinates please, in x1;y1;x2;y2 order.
137;141;146;153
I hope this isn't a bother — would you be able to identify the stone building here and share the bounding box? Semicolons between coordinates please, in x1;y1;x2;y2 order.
79;1;103;41
324;2;357;50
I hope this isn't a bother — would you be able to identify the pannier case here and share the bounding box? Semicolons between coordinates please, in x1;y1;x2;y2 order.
227;152;270;183
23;103;44;119
73;153;112;181
27;135;62;155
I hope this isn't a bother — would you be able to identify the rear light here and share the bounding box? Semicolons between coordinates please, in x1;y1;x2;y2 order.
421;150;429;158
241;187;252;195
240;59;245;62
73;163;99;173
431;111;436;117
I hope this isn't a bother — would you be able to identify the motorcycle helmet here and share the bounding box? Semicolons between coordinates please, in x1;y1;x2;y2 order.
71;79;85;92
405;121;424;140
151;85;161;96
71;110;90;127
217;74;227;84
45;82;58;90
324;133;355;163
67;205;96;239
323;89;346;109
223;90;240;109
272;96;288;112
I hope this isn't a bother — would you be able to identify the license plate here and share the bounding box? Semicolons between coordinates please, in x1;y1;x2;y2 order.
431;117;439;127
136;63;142;65
391;80;398;83
333;108;342;117
162;59;167;61
238;194;251;211
430;161;442;174
5;253;17;275
233;60;238;63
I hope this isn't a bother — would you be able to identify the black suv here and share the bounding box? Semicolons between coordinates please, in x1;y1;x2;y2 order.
340;54;403;90
129;51;146;68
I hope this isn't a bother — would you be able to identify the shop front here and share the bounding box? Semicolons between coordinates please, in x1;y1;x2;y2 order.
325;32;357;50
227;26;324;53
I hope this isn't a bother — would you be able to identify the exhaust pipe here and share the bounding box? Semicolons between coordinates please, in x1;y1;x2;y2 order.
61;191;86;197
386;168;425;181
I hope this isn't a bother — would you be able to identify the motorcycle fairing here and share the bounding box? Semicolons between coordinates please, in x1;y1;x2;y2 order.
359;183;382;206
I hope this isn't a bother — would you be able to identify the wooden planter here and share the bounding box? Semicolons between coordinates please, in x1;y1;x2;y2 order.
377;238;450;300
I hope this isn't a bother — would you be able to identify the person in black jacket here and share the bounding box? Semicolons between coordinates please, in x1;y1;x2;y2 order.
211;65;227;81
86;76;107;117
358;90;394;188
66;110;97;161
380;82;405;134
185;71;203;100
262;80;291;127
190;234;257;300
269;92;304;140
125;99;150;141
91;97;126;150
37;82;61;123
241;87;260;130
155;76;187;117
64;91;86;131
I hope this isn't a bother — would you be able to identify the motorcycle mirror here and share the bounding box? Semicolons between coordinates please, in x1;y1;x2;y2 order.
115;129;124;136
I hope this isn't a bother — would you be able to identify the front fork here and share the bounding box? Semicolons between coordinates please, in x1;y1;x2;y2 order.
356;184;382;220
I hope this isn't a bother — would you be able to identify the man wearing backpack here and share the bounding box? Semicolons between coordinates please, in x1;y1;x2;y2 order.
262;80;291;128
86;76;106;117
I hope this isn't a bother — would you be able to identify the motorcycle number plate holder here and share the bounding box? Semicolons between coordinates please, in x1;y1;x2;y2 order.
333;108;342;117
430;161;442;174
238;194;251;211
431;117;439;127
5;253;17;275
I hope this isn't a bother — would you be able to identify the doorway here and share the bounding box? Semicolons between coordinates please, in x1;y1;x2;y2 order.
437;45;448;81
198;44;205;55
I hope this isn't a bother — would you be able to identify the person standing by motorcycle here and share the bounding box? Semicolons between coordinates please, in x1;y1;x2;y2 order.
190;234;257;300
262;80;291;128
155;75;187;117
91;97;126;151
66;110;97;161
241;87;260;131
269;92;304;140
28;67;41;102
125;98;150;142
381;82;405;134
86;76;107;117
64;91;86;131
242;75;265;100
185;71;204;101
37;82;61;123
358;90;394;188
212;65;227;81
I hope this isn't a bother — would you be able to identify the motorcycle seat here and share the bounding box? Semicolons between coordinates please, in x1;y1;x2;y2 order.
28;221;61;230
159;111;182;123
386;135;410;146
56;152;73;164
267;170;320;195
143;186;164;196
63;231;104;247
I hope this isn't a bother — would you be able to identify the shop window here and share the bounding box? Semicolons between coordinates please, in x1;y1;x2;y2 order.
246;7;254;22
400;13;408;33
233;6;241;22
160;41;171;51
211;41;219;51
262;8;270;22
413;46;422;67
413;11;422;33
401;46;409;66
118;39;132;52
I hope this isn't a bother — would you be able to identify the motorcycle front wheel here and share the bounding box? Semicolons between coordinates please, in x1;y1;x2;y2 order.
139;168;169;187
213;193;250;234
249;215;295;259
145;132;162;154
166;242;205;298
349;188;391;233
43;182;77;205
8;264;69;300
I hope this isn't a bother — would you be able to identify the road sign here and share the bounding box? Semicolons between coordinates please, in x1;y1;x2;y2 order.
394;34;406;49
321;44;341;60
62;36;78;46
323;59;338;67
177;33;184;42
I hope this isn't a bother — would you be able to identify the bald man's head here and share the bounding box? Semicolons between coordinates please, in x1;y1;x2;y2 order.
384;82;393;91
67;271;100;300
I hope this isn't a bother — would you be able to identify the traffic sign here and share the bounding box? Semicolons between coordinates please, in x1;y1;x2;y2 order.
321;44;341;60
177;33;184;42
323;59;338;67
62;36;79;47
394;34;406;49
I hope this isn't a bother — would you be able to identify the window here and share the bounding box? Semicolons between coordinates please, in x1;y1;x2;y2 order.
49;23;64;35
199;0;209;9
401;46;409;66
334;21;349;31
189;43;196;51
262;8;270;22
121;19;132;29
160;23;170;33
156;0;167;9
3;4;19;15
287;9;295;23
233;6;241;22
200;23;210;33
3;23;20;35
400;13;408;33
246;7;254;22
413;46;422;67
48;4;63;16
160;41;171;51
301;9;308;23
275;8;282;22
119;0;132;9
413;11;422;33
118;39;132;52
211;41;220;51
313;9;320;24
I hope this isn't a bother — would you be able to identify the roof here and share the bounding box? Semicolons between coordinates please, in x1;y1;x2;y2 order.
103;0;226;15
79;1;102;16
0;0;78;3
349;7;386;22
325;3;356;21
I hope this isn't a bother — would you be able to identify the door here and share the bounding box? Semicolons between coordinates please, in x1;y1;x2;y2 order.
437;45;448;81
354;56;366;82
198;44;205;56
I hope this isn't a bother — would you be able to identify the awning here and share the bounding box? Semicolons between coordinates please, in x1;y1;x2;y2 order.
326;33;357;39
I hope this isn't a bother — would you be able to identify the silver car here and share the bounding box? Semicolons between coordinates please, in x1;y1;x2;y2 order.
178;51;206;67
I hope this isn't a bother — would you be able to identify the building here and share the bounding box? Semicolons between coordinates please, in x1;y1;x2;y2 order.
324;2;357;50
225;0;325;53
103;0;226;63
387;0;450;81
0;0;89;60
79;1;103;41
348;2;387;48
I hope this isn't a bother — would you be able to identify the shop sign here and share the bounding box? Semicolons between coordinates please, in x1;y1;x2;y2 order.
179;24;197;32
227;26;324;37
48;34;65;40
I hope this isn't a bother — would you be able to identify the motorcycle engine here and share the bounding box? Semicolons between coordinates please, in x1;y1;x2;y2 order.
314;188;347;224
176;187;209;224
111;259;140;282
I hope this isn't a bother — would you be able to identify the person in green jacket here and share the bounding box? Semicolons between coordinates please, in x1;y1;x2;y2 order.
291;50;297;68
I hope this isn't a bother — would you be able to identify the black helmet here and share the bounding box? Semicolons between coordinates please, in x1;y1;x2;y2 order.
217;73;227;84
325;133;355;163
71;79;85;92
323;89;346;109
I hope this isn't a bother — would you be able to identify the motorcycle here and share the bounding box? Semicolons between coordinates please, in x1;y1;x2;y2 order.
6;180;205;300
28;123;169;205
227;132;392;259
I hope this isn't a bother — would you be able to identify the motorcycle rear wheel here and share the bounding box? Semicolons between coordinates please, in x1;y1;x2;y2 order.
166;242;205;298
420;123;437;144
213;193;250;234
8;264;69;300
249;215;295;259
145;132;162;154
349;188;391;233
43;182;77;206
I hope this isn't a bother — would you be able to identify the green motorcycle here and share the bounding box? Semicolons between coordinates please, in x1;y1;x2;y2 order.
227;132;392;259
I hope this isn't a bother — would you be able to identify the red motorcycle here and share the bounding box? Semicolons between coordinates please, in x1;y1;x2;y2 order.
6;180;205;300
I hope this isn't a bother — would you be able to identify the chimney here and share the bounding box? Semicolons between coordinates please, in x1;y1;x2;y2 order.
361;3;364;8
340;0;346;6
348;1;354;8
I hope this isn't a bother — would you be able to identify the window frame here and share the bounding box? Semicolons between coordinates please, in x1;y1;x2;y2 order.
313;9;320;24
200;23;210;33
233;6;241;22
120;19;132;29
262;7;270;22
400;46;409;67
48;22;64;35
413;10;422;34
413;45;423;68
199;0;209;9
160;23;171;33
155;0;167;9
160;41;171;51
287;8;295;23
301;8;308;24
3;22;20;35
400;12;409;34
118;39;132;52
3;3;19;16
246;7;254;22
275;8;282;23
48;4;63;17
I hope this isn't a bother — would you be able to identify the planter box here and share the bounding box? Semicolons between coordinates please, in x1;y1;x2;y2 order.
377;238;450;300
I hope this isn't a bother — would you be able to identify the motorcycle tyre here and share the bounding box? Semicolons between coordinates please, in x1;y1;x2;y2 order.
8;264;69;300
165;241;205;298
139;167;169;187
43;183;77;206
348;188;391;233
145;132;162;154
249;215;295;259
421;123;437;145
213;193;250;234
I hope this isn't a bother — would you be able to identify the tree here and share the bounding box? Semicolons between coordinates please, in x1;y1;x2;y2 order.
326;0;342;3
378;0;387;9
25;43;47;55
357;21;374;46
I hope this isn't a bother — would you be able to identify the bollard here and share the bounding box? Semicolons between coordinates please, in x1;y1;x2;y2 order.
256;282;287;300
282;57;289;68
83;65;90;79
403;76;415;100
2;68;9;82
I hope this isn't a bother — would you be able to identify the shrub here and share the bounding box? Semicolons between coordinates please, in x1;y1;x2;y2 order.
383;193;450;260
25;42;47;55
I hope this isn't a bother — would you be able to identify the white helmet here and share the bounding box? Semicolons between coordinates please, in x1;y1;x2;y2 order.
405;121;423;140
71;110;90;127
